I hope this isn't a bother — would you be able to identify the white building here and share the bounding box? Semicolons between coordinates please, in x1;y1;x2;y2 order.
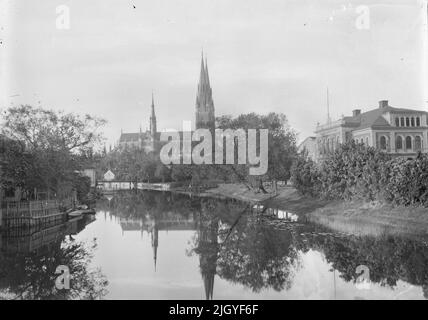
306;100;428;162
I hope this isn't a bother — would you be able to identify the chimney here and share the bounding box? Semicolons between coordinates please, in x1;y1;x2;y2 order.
352;109;361;117
379;100;388;108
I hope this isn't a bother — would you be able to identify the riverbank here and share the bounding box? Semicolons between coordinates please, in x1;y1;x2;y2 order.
307;200;428;237
201;183;428;237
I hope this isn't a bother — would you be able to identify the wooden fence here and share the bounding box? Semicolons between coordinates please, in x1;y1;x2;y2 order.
0;199;74;229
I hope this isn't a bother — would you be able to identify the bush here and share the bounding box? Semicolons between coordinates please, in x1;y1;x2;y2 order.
318;142;391;201
381;153;428;206
290;151;320;197
291;141;428;207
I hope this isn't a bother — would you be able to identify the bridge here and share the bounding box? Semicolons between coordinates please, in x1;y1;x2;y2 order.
97;181;171;192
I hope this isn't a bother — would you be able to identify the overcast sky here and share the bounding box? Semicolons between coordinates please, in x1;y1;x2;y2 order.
1;0;427;145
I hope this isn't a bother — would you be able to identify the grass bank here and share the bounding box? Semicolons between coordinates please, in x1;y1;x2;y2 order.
202;183;428;237
307;200;428;237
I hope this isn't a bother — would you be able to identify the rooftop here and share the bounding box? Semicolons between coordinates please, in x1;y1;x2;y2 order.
319;100;428;131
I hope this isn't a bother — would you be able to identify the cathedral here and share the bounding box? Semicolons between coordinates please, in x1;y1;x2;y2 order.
118;54;215;152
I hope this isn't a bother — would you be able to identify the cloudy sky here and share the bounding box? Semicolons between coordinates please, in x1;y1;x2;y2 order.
1;0;427;145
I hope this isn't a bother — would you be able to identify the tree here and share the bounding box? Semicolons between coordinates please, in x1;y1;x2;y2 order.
0;105;106;199
216;112;297;193
2;105;105;152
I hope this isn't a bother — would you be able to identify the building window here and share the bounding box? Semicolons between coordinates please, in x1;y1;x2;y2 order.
396;136;403;150
406;117;410;127
416;117;420;126
380;136;387;150
411;117;415;127
400;117;405;126
405;136;412;150
415;136;422;151
395;117;400;127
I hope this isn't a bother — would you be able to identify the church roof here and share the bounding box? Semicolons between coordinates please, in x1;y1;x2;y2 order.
119;133;140;142
119;132;155;142
343;105;427;131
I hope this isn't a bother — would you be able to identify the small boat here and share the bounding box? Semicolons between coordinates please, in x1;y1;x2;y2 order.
68;210;83;218
81;208;96;215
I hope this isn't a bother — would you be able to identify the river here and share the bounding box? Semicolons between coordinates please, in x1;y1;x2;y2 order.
1;190;428;300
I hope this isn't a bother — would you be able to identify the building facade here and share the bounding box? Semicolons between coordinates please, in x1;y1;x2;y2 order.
117;54;216;152
301;100;428;162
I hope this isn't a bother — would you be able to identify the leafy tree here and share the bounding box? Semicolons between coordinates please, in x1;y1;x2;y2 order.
216;112;297;192
1;105;106;199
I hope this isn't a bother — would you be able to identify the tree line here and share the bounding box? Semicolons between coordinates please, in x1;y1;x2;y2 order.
1;105;299;197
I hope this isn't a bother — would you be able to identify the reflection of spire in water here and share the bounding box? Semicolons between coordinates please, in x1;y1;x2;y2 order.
198;217;219;300
151;226;158;272
203;272;215;300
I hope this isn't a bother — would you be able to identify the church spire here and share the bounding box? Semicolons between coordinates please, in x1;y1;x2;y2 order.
195;52;215;130
205;57;210;88
198;53;206;95
150;92;157;137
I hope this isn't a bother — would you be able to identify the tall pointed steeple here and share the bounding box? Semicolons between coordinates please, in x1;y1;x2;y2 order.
148;92;158;152
205;57;210;88
195;52;215;131
150;92;157;136
151;226;158;272
199;52;205;88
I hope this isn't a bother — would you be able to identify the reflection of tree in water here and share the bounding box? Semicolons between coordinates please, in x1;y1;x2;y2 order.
298;232;428;297
0;238;108;300
216;213;301;293
189;198;302;297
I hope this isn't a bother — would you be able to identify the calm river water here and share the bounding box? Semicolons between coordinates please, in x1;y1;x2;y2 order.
1;191;428;300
